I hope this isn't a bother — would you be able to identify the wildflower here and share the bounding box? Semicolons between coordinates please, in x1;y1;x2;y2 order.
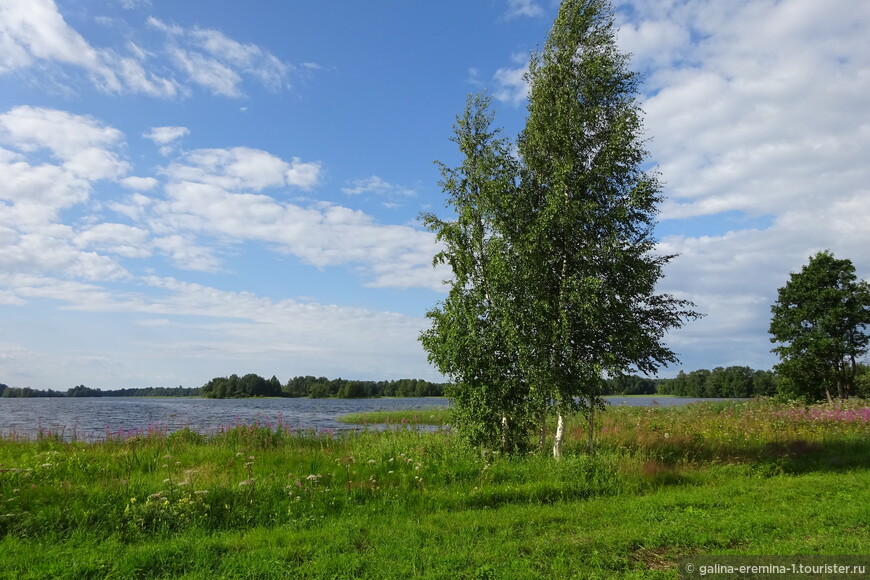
130;497;137;503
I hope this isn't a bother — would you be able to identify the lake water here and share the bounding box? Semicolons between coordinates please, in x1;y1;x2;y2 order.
0;396;735;441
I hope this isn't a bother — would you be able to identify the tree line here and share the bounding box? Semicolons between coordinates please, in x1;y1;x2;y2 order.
0;384;200;398
200;374;445;399
0;377;445;399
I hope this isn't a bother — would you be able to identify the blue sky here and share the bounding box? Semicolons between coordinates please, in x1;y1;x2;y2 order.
1;0;868;389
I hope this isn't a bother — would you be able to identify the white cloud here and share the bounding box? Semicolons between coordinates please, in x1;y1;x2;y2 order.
130;148;446;289
286;157;322;190
164;147;321;192
604;0;870;373
168;46;243;97
0;107;130;221
0;106;123;159
0;231;129;281
505;0;544;20
0;3;294;99
152;234;221;272
493;53;529;106
75;223;151;259
120;176;159;191
107;192;153;221
144;126;189;156
0;0;115;83
150;17;292;97
342;175;416;197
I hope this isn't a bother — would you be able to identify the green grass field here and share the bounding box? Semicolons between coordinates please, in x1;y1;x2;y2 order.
0;399;867;578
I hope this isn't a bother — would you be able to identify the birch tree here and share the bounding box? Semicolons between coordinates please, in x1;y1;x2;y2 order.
420;93;539;454
517;0;700;456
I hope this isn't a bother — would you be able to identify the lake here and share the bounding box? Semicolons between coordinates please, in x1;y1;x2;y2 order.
0;396;737;441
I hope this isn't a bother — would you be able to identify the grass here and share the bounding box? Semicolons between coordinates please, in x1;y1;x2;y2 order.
337;408;450;426
0;399;868;578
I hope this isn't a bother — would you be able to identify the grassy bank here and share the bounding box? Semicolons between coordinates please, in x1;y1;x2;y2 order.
1;400;868;578
337;408;450;426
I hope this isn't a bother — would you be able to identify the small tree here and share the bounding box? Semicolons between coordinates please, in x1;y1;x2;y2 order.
769;250;870;401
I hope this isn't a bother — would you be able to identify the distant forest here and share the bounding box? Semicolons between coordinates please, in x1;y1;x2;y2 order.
0;384;200;398
610;367;777;398
0;376;445;399
200;374;445;399
0;366;779;399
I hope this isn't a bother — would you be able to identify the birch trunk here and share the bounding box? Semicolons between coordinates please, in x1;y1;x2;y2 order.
587;405;596;455
552;413;564;459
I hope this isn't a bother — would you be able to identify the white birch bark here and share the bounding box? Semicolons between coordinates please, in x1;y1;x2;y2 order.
552;412;564;459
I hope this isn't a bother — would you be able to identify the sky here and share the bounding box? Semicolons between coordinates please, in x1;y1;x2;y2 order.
0;0;868;390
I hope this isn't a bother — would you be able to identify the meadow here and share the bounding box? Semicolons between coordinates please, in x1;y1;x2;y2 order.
0;399;867;578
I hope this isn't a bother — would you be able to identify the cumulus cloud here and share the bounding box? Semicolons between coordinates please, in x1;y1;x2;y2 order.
0;106;123;160
0;1;296;98
163;147;321;192
0;106;130;219
492;53;529;106
0;106;139;282
505;0;544;20
0;0;114;82
144;126;189;146
614;0;870;372
74;223;151;259
120;176;159;191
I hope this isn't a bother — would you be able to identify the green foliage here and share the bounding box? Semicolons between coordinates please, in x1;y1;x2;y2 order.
770;250;870;401
656;367;777;398
421;92;539;453
66;384;103;397
422;0;700;455
201;374;445;399
516;0;700;422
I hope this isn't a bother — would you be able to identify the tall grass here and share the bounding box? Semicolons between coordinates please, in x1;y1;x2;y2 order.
0;399;868;577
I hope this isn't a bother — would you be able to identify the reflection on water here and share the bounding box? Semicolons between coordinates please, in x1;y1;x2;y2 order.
0;395;740;440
